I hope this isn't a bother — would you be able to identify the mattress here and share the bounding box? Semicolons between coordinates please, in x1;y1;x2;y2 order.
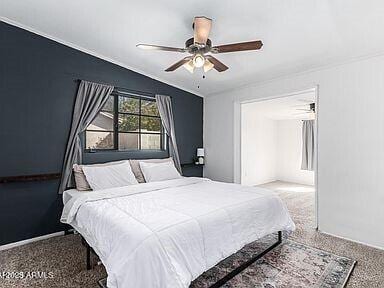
62;188;84;205
61;177;295;288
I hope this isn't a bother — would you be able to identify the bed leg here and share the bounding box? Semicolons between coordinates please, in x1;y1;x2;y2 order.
86;243;91;270
64;228;74;235
278;230;282;243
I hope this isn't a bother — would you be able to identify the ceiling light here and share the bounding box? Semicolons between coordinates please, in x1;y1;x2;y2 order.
203;59;214;72
193;54;205;68
183;60;195;73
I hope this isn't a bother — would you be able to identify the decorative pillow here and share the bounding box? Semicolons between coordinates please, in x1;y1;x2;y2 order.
129;157;173;183
73;160;126;191
82;161;138;191
139;161;182;183
73;164;91;191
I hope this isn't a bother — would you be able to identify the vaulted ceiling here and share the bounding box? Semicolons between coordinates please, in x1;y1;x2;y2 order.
2;0;384;96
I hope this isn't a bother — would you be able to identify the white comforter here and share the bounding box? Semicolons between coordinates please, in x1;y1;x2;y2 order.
61;177;295;288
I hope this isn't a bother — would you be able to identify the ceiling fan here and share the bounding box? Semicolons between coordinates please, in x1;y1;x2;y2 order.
293;103;316;116
136;16;263;73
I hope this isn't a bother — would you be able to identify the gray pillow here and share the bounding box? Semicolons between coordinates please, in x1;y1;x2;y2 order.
129;158;173;183
73;160;126;191
73;164;91;191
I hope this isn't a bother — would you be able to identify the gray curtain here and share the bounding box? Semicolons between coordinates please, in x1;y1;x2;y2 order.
58;80;114;193
155;95;182;172
301;120;315;171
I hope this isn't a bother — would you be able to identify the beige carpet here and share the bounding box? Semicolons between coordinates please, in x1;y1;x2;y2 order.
0;182;383;287
258;181;384;288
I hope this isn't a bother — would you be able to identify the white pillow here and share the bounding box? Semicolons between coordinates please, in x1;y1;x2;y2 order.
82;161;138;190
129;157;173;183
73;160;126;191
139;161;182;182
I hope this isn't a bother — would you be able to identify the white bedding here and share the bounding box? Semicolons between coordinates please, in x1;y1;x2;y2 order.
61;177;295;288
62;188;82;205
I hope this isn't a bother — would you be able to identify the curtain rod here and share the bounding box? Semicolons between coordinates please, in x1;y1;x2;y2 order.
113;89;156;100
74;79;171;100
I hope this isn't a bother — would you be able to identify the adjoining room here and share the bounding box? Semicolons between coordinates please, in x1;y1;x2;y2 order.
241;90;316;225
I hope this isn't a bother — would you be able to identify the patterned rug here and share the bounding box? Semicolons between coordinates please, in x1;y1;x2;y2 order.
98;235;356;288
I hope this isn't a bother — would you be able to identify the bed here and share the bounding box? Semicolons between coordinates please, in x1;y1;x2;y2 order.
61;177;295;288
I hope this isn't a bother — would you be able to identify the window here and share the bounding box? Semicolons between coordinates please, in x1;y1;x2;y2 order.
85;93;164;151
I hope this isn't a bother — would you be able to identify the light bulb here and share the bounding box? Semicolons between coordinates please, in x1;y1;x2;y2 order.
193;54;205;68
203;59;214;72
183;60;195;73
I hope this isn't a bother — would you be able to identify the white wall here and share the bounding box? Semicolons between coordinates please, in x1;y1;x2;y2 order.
276;119;314;185
204;54;384;249
240;111;314;186
241;106;277;185
204;94;234;182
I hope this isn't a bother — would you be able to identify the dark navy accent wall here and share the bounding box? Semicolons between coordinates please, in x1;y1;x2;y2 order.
0;22;203;245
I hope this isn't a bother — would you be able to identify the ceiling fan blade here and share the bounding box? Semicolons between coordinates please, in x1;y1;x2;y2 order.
137;44;186;53
293;104;310;107
298;99;313;103
165;57;192;72
205;55;228;72
212;40;263;53
293;112;312;116
193;16;212;45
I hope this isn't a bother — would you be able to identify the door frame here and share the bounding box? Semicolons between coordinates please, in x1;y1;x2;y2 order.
234;86;319;229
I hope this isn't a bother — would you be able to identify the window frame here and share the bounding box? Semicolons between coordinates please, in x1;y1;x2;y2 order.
84;92;165;152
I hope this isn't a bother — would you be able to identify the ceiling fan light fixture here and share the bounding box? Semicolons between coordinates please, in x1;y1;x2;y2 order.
183;60;195;73
193;54;205;68
203;59;214;72
137;16;263;73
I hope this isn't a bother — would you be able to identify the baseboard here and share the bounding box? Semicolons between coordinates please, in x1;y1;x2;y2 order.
0;231;65;251
319;230;384;251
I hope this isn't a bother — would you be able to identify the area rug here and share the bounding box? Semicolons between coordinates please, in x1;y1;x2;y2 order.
98;236;356;288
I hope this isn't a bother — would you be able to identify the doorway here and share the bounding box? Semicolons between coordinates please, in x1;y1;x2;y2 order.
240;88;318;227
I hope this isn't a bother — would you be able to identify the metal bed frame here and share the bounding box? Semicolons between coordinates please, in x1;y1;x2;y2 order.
81;237;93;270
81;231;282;287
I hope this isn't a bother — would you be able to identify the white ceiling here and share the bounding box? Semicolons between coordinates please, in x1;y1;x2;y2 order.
2;0;384;96
242;90;315;120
